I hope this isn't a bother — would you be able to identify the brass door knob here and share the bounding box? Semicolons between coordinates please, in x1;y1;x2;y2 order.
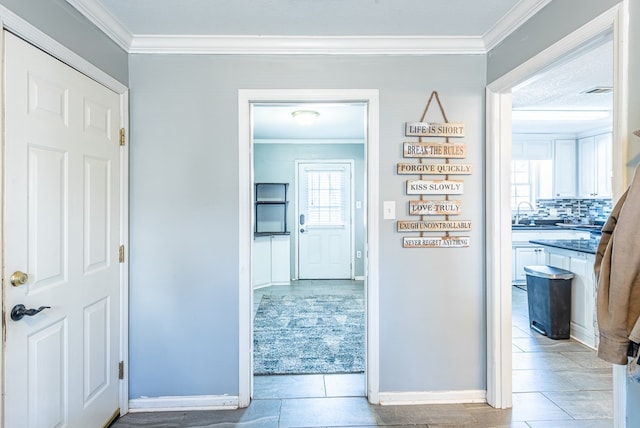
10;271;29;287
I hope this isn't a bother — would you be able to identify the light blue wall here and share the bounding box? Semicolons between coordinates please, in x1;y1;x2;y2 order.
254;143;366;278
129;54;486;397
0;0;128;85
487;0;619;84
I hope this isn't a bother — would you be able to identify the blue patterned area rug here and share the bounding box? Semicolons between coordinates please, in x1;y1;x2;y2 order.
253;294;365;375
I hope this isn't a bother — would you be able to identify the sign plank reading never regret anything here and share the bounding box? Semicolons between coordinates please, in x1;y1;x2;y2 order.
403;236;470;248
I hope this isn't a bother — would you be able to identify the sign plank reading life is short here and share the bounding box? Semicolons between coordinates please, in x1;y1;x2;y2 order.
403;236;470;248
403;142;466;158
397;163;472;175
397;220;472;232
407;180;463;195
409;200;462;215
405;122;465;137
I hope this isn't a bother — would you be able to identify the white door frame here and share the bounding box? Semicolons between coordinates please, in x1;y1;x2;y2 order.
238;89;380;406
485;3;628;425
294;159;356;280
0;6;130;417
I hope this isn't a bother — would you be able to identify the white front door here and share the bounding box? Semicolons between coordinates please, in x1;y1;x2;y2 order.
297;162;352;279
3;32;122;427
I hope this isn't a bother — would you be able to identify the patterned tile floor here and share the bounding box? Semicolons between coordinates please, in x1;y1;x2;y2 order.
113;282;613;427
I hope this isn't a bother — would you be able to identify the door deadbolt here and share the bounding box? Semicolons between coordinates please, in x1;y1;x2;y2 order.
10;271;29;287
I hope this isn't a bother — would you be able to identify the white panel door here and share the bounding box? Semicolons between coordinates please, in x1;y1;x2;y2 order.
3;32;121;428
298;162;352;279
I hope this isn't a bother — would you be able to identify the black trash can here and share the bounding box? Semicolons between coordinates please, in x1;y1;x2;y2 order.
524;265;574;340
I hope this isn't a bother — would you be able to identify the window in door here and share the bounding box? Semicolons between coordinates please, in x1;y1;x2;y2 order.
305;170;346;227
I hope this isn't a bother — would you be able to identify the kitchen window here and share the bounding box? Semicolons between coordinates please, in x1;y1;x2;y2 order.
511;159;553;210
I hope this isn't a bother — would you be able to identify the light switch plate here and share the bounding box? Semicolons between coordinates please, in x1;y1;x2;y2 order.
383;201;396;220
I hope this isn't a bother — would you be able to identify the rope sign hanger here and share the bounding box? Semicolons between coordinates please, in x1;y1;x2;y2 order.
398;91;471;248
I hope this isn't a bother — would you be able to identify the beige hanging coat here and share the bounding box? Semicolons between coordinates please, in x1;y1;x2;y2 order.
595;165;640;364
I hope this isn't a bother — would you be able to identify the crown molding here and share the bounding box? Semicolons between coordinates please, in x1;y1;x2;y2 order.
65;0;132;50
483;0;553;51
129;35;486;55
66;0;550;55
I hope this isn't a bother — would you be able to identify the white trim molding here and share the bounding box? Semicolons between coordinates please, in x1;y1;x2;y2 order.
128;395;239;412
65;0;132;50
66;0;551;55
0;4;126;94
483;0;552;51
379;390;486;406
129;35;486;55
238;89;380;407
486;1;628;423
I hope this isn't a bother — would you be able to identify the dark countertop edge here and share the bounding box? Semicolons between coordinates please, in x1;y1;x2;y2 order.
529;239;597;255
512;225;602;234
254;232;291;237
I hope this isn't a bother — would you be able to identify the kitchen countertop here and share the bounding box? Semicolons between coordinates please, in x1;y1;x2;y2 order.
529;239;599;255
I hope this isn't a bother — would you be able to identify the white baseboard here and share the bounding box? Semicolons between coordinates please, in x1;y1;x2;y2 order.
128;395;239;412
379;390;486;406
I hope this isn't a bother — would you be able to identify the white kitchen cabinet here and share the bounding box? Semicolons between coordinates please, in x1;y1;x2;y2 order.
553;139;577;197
513;246;545;282
252;234;291;288
511;229;589;283
512;139;553;160
578;133;612;198
544;246;597;348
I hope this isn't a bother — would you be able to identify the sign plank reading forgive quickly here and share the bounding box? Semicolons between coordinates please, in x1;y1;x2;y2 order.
403;236;470;248
406;180;463;195
397;163;472;175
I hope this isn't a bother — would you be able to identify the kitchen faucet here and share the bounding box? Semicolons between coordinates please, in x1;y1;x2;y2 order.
515;201;535;225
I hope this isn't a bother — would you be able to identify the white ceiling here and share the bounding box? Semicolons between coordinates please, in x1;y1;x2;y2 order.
67;0;614;139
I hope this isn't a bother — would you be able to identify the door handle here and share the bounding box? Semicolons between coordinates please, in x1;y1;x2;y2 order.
10;271;29;287
10;304;51;321
300;214;305;225
300;228;306;233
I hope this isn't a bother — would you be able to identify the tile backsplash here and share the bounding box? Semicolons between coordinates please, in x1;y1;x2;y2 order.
514;198;613;223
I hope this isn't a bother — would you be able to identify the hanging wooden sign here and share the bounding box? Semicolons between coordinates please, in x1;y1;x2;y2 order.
409;199;462;215
397;220;472;232
403;236;470;248
397;163;472;175
403;142;466;158
406;180;463;195
405;122;465;137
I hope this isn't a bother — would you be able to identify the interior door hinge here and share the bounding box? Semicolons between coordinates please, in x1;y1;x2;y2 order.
119;245;125;263
118;361;124;380
119;128;125;146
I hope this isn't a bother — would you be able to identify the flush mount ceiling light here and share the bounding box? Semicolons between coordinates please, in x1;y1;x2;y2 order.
512;110;611;121
292;110;319;126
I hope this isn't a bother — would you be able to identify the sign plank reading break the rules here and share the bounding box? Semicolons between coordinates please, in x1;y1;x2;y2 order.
398;91;471;249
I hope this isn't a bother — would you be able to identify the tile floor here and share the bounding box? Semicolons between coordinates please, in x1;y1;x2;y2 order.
112;282;613;427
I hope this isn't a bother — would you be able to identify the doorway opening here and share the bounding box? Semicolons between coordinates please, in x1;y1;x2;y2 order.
485;4;627;419
251;102;365;397
237;90;380;407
